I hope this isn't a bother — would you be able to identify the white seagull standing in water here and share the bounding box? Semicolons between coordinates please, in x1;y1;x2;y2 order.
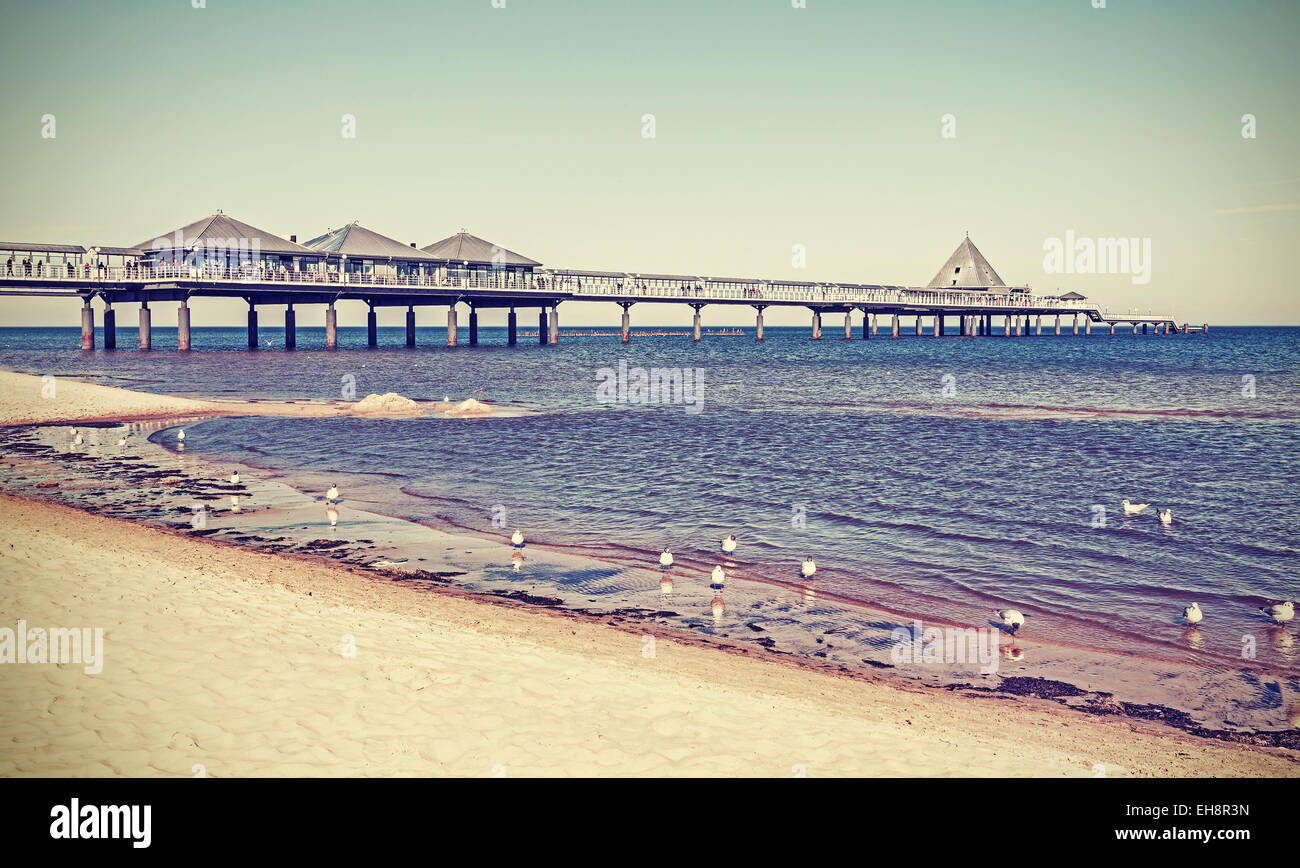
995;609;1028;634
800;557;817;579
1260;601;1295;625
1182;602;1203;625
72;433;83;446
229;471;240;485
721;535;737;554
710;565;726;587
1159;508;1172;526
117;435;127;446
326;484;340;503
1122;499;1148;515
511;529;525;548
177;429;186;443
659;550;673;568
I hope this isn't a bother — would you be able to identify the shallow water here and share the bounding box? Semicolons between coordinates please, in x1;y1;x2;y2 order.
2;324;1298;730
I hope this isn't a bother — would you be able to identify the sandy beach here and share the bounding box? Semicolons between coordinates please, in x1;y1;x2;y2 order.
1;370;1297;777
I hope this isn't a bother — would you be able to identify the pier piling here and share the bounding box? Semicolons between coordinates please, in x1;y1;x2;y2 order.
469;307;478;346
891;313;899;339
548;305;559;345
844;312;852;340
933;312;942;337
755;306;765;341
620;303;631;343
284;305;296;350
367;306;378;348
138;302;151;350
694;305;704;341
446;306;457;347
247;305;258;349
507;308;517;346
177;301;190;351
1072;314;1079;337
871;313;878;337
104;306;116;350
405;306;416;348
325;304;337;349
538;310;547;346
80;301;94;350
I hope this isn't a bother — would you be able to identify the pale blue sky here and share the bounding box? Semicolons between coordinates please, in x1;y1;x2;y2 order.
1;0;1296;327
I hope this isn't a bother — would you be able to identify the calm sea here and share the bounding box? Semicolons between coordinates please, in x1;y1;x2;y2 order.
2;323;1298;684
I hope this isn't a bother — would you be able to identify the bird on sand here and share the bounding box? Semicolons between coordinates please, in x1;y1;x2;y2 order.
995;609;1028;634
1122;499;1148;515
1182;602;1203;625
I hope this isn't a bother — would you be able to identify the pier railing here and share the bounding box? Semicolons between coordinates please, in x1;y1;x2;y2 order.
1;262;1114;314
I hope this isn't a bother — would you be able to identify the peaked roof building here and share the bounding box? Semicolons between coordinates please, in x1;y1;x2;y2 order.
421;231;541;268
302;222;439;261
135;212;313;257
926;236;1006;289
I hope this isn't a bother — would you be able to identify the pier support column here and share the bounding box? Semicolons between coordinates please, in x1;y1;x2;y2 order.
138;302;151;350
693;305;704;341
933;312;942;337
284;305;296;350
1142;322;1148;335
104;306;117;350
405;306;416;348
177;301;190;351
469;307;478;346
861;311;869;340
1085;318;1092;336
871;313;878;337
81;302;95;350
1072;314;1079;336
539;310;547;346
507;308;517;346
1055;314;1061;336
1035;315;1042;337
755;306;765;342
1110;323;1116;336
620;303;631;343
548;305;559;345
247;305;259;349
891;313;900;339
446;306;457;347
1003;314;1011;337
1132;322;1138;335
325;304;337;349
367;306;378;348
914;315;922;337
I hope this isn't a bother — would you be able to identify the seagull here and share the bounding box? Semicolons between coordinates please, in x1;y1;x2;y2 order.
1159;508;1172;526
800;557;816;579
721;535;737;554
659;550;673;568
326;484;340;503
1182;602;1203;625
117;435;127;446
73;433;83;446
229;471;240;485
69;427;77;438
177;429;186;442
995;609;1028;634
511;529;525;548
1260;601;1295;625
1122;499;1148;515
710;565;726;587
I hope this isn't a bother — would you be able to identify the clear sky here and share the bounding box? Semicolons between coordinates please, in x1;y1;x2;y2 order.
0;0;1296;328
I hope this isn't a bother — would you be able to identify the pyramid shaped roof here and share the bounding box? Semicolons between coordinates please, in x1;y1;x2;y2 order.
926;236;1006;288
303;222;439;260
135;213;314;257
421;231;540;267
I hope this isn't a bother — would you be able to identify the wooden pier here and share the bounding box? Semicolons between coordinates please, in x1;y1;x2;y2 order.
0;219;1188;350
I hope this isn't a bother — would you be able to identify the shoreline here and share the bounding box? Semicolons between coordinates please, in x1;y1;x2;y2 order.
1;490;1296;777
1;370;1297;774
